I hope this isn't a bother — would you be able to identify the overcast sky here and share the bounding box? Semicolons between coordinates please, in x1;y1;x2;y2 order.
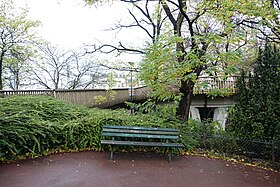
18;0;145;50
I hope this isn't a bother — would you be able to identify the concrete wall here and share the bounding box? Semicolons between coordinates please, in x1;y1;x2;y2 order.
0;88;235;127
0;87;149;108
54;87;149;108
189;94;236;129
191;94;236;108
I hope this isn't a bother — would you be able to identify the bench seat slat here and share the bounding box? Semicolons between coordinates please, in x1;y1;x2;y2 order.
101;140;184;148
103;125;179;132
102;132;179;139
103;128;179;135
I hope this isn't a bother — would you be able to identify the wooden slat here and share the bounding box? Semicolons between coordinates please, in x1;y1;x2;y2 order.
103;125;179;132
102;132;179;139
101;140;184;148
103;128;179;135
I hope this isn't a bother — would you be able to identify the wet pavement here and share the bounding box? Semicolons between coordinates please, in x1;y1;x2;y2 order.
0;151;279;187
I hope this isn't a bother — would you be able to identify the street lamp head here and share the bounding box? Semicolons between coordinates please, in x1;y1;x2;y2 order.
128;62;134;67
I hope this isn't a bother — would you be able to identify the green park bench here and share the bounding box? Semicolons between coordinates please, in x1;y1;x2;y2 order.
101;125;184;162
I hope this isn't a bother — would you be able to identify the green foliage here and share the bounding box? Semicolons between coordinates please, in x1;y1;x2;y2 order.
93;90;117;106
206;88;234;98
93;71;117;105
181;119;244;157
62;117;103;150
0;0;41;89
0;96;88;161
0;96;183;162
86;0;277;123
1;96;278;164
126;100;179;122
187;119;224;136
229;43;280;141
126;100;157;114
0;96;87;122
93;95;108;105
140;35;184;102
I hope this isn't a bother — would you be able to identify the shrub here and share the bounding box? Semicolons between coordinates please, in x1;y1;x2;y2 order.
0;96;89;161
0;96;184;162
228;43;280;141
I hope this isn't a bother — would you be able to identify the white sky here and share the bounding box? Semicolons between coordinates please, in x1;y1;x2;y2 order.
19;0;146;51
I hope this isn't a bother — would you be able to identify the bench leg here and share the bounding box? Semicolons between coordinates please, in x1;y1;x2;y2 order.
110;146;114;160
168;147;172;162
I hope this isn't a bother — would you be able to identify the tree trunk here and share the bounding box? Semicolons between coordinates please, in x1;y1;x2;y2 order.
0;50;5;90
176;80;195;122
15;69;20;90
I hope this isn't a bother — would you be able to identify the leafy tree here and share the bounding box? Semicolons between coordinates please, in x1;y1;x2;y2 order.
239;0;280;43
0;0;40;90
85;0;277;122
4;52;31;90
229;43;280;141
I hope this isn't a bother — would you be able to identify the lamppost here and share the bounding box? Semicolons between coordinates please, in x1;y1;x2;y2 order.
128;62;134;113
130;69;133;102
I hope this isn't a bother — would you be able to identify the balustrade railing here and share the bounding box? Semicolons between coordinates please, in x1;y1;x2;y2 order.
0;89;54;97
193;76;238;94
0;77;239;105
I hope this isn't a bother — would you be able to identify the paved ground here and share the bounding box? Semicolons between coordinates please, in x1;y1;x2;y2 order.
0;151;279;187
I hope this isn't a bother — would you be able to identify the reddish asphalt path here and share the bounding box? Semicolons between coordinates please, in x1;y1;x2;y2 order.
0;151;279;187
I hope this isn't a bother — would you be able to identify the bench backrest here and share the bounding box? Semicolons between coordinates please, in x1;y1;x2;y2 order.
102;125;180;140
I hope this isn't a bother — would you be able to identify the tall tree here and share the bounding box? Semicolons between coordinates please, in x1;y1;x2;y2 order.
238;0;280;43
229;43;280;141
85;0;276;122
29;43;98;89
0;0;40;90
4;52;29;90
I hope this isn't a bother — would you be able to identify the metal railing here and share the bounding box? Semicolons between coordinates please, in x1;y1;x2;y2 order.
188;133;280;170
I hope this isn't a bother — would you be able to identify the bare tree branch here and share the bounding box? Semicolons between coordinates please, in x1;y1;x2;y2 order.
98;63;139;72
86;42;145;54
